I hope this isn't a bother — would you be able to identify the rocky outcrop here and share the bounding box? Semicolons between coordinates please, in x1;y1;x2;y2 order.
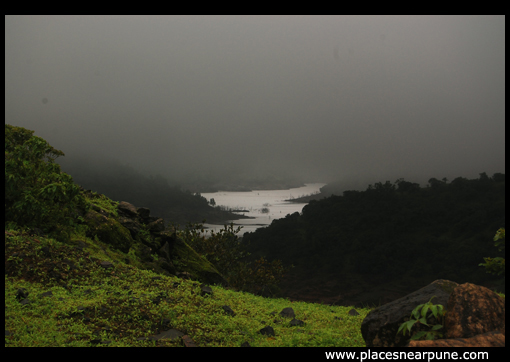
361;279;458;347
82;196;228;287
407;283;505;347
361;280;505;348
83;209;134;253
445;283;505;339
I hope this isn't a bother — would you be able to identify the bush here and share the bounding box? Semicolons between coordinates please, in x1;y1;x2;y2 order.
479;228;505;276
5;124;87;240
180;222;288;295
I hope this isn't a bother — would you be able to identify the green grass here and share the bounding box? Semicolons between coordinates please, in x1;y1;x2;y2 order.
5;229;370;347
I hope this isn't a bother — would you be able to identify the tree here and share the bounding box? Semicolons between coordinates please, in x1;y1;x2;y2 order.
209;198;216;207
5;124;87;239
180;222;288;295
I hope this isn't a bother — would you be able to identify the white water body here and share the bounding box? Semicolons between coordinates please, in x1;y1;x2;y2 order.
201;183;326;236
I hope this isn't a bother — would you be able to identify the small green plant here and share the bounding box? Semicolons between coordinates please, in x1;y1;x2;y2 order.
397;296;446;341
479;228;505;276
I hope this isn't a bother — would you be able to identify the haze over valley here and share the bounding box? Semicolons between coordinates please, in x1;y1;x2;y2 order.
4;16;505;317
5;15;505;193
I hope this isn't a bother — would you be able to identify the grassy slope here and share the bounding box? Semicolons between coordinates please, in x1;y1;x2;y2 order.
5;228;370;347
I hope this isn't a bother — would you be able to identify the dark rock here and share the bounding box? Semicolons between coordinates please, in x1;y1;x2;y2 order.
222;305;236;316
117;201;138;217
154;231;177;249
259;326;275;336
100;261;114;269
445;283;505;339
280;307;295;318
148;218;165;233
182;335;197;347
20;298;31;306
16;288;29;301
241;341;251;347
39;291;53;298
158;241;172;262
150;329;184;341
117;216;141;238
407;330;505;347
290;318;305;327
361;279;458;347
348;309;360;316
200;284;213;296
137;207;151;219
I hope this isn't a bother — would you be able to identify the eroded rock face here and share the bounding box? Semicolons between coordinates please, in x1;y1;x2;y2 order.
445;283;505;339
407;331;505;347
83;209;134;253
361;279;458;347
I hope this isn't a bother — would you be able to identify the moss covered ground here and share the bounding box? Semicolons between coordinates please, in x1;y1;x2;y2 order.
5;228;370;347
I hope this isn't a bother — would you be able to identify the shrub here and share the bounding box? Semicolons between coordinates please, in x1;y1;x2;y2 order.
397;296;446;341
479;228;505;276
180;222;288;295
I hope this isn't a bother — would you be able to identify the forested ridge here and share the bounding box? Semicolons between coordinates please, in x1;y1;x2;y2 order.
56;155;247;226
242;175;505;306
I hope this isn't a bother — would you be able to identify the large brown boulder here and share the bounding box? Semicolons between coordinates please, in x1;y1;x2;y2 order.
117;201;138;217
445;283;505;339
361;280;458;347
407;331;505;347
406;283;505;347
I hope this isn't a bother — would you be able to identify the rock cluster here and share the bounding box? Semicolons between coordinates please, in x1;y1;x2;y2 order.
81;196;227;287
360;280;505;347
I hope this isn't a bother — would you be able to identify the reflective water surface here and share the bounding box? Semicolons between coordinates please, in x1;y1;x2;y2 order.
201;183;326;236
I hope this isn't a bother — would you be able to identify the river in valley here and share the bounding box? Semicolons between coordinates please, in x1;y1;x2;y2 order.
200;183;326;236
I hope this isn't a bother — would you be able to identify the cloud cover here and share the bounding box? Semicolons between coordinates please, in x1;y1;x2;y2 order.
5;15;505;186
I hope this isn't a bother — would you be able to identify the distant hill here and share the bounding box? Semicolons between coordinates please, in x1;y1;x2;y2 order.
242;174;505;307
57;155;247;226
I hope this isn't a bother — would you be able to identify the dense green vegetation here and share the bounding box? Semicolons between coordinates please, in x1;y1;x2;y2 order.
243;175;505;306
5;125;89;241
479;228;505;276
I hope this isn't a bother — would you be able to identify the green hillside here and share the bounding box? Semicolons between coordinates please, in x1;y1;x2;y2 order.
4;124;370;347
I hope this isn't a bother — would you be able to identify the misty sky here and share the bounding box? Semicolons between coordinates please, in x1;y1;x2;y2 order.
5;15;505;186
